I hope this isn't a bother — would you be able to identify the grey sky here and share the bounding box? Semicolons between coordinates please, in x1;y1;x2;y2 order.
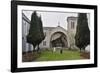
23;10;78;30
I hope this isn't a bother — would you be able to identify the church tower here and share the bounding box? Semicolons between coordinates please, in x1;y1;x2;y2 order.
67;16;78;49
67;16;77;35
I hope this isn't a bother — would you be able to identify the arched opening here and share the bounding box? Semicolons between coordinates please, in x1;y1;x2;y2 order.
50;32;68;48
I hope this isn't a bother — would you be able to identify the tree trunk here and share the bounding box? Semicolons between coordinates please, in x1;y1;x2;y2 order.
37;44;40;52
83;46;86;52
80;48;82;52
33;45;35;52
80;47;85;53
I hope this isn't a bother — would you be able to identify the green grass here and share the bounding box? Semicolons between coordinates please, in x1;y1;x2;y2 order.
35;49;83;61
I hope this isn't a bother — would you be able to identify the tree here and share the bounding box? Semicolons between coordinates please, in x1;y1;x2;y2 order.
36;16;45;52
75;13;90;51
27;11;45;51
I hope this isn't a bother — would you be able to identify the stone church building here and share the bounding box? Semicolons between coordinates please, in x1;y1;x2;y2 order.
22;13;81;53
39;16;78;50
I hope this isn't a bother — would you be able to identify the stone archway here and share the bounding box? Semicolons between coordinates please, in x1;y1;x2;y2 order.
50;32;68;48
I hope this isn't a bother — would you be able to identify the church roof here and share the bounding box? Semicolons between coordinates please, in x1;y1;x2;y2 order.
43;27;56;30
67;16;77;21
67;16;77;19
43;26;67;32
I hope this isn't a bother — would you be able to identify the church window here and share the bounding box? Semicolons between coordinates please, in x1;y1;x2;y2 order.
71;21;75;29
44;32;46;36
43;41;46;46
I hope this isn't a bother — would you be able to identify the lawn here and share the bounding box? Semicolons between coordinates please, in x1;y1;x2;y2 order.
35;49;83;61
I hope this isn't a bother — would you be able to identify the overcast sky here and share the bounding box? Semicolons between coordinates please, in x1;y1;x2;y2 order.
23;10;79;30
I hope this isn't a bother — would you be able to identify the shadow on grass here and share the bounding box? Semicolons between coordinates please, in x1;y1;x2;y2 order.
80;52;90;59
22;51;40;62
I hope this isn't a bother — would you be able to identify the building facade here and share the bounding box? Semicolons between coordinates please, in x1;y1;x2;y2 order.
39;26;70;49
22;13;79;53
22;13;33;53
